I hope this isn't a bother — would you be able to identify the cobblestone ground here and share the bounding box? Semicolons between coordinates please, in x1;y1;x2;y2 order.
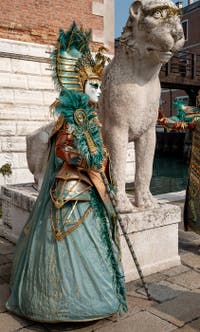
1;202;200;331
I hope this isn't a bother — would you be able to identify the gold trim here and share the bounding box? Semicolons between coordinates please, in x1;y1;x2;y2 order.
58;74;79;78
67;87;83;91
57;59;77;65
61;81;81;85
8;309;115;323
57;67;75;72
59;54;78;61
50;205;93;240
50;184;92;208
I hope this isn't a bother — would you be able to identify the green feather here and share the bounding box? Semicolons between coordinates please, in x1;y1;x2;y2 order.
50;22;92;90
54;89;104;169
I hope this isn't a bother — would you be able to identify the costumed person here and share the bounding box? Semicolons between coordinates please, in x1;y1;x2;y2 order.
196;90;200;108
157;98;200;234
6;22;127;322
184;119;200;234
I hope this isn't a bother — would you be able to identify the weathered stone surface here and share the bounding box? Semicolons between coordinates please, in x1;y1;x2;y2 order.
179;229;200;243
0;283;10;313
0;137;26;152
0;168;33;188
120;204;181;233
181;253;200;270
137;280;188;303
12;59;41;75
168;324;196;332
161;265;190;277
1;152;27;169
95;311;176;332
0;73;28;89
121;221;180;282
188;317;200;330
99;0;184;213
27;75;54;90
137;272;167;284
0;312;32;331
0;122;16;136
151;292;200;327
0;58;11;72
124;294;154;313
168;270;200;290
14;90;44;105
42;90;58;105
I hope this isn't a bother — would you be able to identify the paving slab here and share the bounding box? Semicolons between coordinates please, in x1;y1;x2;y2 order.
120;294;153;320
94;311;176;332
179;229;200;243
161;265;190;277
189;317;200;330
168;270;200;290
181;253;200;270
17;325;47;332
43;319;110;332
0;283;10;313
150;292;200;327
0;312;32;332
179;241;200;256
141;272;167;284
137;280;189;303
173;325;197;332
126;289;154;308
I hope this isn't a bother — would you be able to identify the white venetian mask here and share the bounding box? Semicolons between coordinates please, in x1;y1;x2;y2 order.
84;79;101;103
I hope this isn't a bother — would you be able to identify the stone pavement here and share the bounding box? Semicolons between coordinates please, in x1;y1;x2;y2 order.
1;202;200;332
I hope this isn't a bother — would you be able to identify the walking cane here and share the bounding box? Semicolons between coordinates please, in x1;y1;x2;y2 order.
100;171;151;300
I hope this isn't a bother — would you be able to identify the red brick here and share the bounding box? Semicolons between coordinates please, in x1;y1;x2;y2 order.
0;0;105;51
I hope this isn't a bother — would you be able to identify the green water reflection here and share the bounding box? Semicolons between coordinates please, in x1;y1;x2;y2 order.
150;155;189;195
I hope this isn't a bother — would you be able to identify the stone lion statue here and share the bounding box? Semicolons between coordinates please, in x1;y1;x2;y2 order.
26;0;184;212
99;0;185;212
26;121;55;191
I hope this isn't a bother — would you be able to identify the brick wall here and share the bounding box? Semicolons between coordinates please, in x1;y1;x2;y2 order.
0;0;107;52
183;2;200;51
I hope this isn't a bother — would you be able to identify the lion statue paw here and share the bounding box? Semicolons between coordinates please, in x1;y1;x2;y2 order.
135;190;159;209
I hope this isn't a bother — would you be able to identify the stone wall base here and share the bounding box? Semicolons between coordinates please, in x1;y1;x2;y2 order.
1;184;181;281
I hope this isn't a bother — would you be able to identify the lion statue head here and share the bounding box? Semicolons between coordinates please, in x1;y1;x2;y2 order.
120;0;185;63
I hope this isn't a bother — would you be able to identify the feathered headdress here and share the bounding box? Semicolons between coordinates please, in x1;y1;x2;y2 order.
51;22;110;91
51;22;91;91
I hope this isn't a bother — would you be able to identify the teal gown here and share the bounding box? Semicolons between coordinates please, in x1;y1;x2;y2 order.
6;137;127;322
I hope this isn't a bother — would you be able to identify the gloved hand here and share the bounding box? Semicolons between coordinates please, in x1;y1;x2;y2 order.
68;156;82;166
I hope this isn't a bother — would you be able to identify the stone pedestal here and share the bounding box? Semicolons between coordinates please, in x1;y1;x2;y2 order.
120;204;181;282
0;184;37;243
1;184;181;281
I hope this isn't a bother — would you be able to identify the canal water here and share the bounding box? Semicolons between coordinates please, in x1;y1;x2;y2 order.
150;155;189;195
